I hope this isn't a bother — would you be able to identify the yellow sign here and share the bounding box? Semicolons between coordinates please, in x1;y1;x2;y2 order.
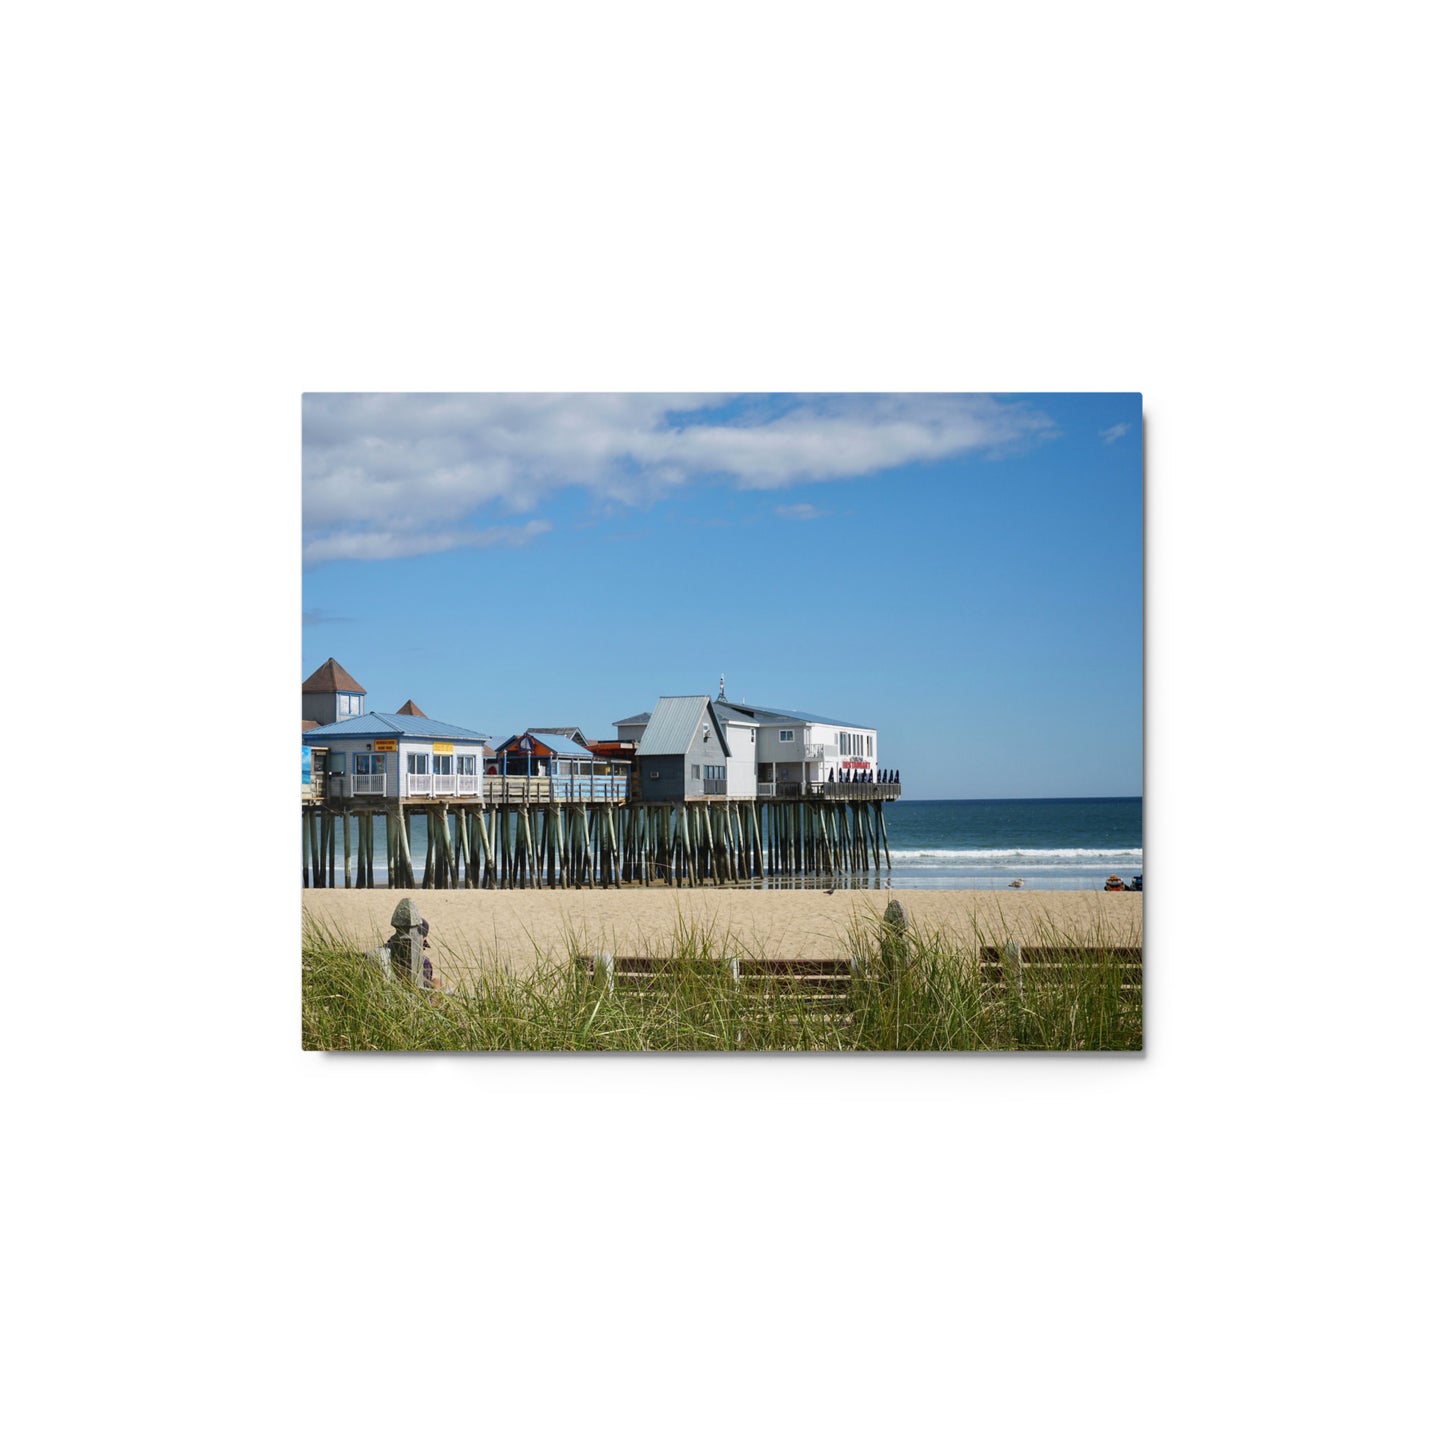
373;739;398;753
433;741;454;754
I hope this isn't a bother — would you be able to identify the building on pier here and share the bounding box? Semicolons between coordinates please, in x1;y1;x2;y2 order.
621;683;895;799
635;696;732;801
302;657;367;729
491;729;631;801
529;725;586;746
302;711;491;801
613;711;652;743
715;700;879;796
581;738;639;797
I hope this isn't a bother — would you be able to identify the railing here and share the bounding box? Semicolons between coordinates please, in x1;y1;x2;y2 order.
401;774;449;799
482;777;552;805
550;776;629;802
803;744;827;760
807;781;902;800
345;770;478;800
335;774;894;805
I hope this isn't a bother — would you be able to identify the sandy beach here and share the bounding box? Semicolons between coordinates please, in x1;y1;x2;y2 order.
303;887;1143;984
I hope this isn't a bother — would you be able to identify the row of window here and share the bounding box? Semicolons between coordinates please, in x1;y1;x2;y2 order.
691;764;726;780
351;753;478;776
771;727;873;756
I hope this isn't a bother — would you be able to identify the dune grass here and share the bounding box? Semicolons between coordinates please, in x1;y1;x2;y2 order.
302;907;1142;1052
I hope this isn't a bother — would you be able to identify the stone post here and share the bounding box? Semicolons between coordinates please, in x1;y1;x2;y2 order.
387;896;429;986
881;897;910;980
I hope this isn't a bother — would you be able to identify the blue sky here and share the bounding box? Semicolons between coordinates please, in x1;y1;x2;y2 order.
302;393;1141;798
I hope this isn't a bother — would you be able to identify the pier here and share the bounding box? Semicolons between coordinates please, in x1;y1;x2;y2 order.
301;794;895;890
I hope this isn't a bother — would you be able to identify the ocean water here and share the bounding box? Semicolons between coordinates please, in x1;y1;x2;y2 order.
877;797;1143;891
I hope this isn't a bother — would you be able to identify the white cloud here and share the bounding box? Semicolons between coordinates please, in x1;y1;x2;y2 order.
775;503;823;521
303;393;1052;562
1100;422;1131;444
303;519;551;567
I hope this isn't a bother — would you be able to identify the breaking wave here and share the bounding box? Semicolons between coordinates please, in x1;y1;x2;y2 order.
888;847;1143;864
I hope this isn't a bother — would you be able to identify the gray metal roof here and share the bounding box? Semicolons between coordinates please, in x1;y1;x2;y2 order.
714;701;792;726
302;711;490;742
722;696;867;728
636;696;731;757
612;711;652;727
530;726;587;745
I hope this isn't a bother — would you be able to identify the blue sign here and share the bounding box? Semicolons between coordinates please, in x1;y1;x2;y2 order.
302;746;312;785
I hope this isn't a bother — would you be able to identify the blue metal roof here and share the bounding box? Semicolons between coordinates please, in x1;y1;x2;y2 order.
523;731;595;759
302;711;491;742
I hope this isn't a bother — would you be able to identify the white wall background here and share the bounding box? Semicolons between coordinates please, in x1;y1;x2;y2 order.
8;4;1438;1444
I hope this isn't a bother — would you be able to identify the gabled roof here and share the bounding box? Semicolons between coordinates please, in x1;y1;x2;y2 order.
395;700;426;717
302;657;365;694
530;726;586;745
613;711;652;728
494;730;596;759
636;696;732;757
302;711;489;742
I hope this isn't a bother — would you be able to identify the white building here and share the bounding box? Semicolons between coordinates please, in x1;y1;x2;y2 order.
619;683;891;799
302;711;491;801
718;700;879;795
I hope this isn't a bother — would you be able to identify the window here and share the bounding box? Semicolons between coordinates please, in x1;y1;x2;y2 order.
691;764;701;779
750;730;756;742
704;764;725;780
457;754;477;776
433;753;453;775
407;753;429;775
354;754;384;775
779;729;794;742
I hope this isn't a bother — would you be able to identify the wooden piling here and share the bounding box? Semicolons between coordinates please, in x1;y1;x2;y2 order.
304;790;895;892
397;803;415;888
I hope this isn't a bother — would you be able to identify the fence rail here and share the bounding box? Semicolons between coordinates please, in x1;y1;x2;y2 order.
807;782;902;800
478;776;628;804
548;776;629;802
